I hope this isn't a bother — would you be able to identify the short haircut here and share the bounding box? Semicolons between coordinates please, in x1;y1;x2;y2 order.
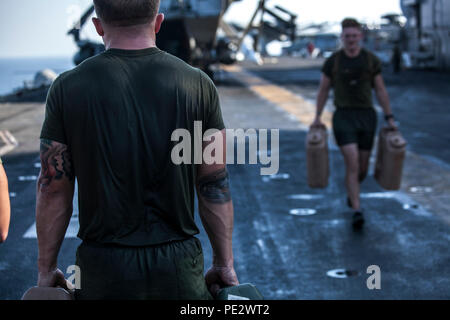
93;0;160;27
341;18;362;30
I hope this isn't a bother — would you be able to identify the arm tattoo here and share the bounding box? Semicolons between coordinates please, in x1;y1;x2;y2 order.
198;168;232;204
39;139;74;187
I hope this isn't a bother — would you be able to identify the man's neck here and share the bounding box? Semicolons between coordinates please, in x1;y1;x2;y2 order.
343;46;362;58
103;25;156;51
105;37;156;51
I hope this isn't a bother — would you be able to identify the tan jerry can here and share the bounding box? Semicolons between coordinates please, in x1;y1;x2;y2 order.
306;125;329;188
22;286;75;300
374;127;407;190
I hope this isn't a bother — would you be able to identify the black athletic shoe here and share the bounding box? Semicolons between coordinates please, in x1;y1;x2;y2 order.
352;211;365;229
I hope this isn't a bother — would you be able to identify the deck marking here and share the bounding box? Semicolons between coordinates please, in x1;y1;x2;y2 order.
222;65;333;129
289;208;317;216
0;130;18;156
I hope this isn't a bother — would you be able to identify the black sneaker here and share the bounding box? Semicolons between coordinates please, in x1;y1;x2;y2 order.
352;211;365;229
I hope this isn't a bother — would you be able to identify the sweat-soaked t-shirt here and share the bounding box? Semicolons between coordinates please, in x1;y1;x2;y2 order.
322;48;382;109
40;47;225;246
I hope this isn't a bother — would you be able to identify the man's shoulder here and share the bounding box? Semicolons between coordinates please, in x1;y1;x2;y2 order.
47;68;75;91
330;50;342;59
51;55;100;86
157;51;214;88
324;50;342;66
52;50;207;91
158;51;205;79
322;50;341;73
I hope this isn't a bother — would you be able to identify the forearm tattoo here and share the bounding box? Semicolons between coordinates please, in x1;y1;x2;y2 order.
198;168;232;204
39;139;74;187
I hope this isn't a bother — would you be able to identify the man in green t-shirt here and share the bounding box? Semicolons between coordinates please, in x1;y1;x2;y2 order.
35;0;238;299
313;18;397;229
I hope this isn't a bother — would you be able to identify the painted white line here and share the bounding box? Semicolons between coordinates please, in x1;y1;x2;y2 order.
262;173;290;182
0;130;18;156
287;194;324;200
18;176;38;181
288;192;396;200
360;192;397;199
289;208;317;216
256;239;269;261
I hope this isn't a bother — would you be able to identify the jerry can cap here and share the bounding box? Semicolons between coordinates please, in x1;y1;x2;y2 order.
388;134;407;148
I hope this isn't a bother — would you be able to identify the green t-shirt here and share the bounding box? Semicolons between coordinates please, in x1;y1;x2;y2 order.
40;47;225;246
322;48;382;109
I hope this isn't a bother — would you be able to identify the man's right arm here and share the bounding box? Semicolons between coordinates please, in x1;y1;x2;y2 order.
313;74;331;126
0;163;10;243
196;129;239;296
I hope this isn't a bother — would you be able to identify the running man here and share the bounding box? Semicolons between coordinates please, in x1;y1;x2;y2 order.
313;18;397;228
36;0;238;299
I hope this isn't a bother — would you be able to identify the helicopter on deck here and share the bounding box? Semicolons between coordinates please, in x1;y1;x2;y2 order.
68;0;241;75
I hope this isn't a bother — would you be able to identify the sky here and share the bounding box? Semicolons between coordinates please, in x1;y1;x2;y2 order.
0;0;402;58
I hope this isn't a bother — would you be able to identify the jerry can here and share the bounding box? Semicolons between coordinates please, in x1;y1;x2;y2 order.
22;286;75;300
216;283;264;300
306;124;329;188
374;127;407;190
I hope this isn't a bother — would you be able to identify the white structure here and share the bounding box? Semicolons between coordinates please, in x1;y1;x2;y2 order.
401;0;450;69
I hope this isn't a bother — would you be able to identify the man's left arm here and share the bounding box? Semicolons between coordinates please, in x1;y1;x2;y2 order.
36;138;75;288
374;74;397;128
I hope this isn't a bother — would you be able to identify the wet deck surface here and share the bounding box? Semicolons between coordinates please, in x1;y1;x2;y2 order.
0;58;449;299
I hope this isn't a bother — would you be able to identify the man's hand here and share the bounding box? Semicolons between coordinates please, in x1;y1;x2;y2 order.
311;116;324;128
387;118;398;130
37;268;70;290
205;265;239;297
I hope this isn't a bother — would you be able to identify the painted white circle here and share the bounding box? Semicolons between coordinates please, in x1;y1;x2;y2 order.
403;203;419;210
19;176;37;181
409;186;433;194
326;269;358;279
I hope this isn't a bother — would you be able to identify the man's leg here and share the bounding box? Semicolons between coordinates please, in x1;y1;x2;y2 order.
358;149;372;183
340;143;361;211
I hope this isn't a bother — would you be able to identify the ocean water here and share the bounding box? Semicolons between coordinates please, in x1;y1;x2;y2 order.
0;57;75;95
